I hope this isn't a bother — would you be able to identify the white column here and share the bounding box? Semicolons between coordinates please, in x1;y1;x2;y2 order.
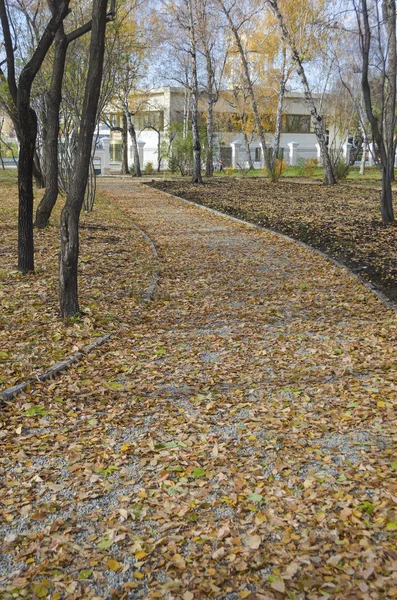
315;143;322;164
138;141;146;168
100;137;111;174
230;140;241;169
343;142;352;164
288;142;299;167
368;142;376;167
260;142;266;169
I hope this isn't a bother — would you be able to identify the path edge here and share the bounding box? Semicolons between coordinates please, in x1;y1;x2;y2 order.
146;183;397;316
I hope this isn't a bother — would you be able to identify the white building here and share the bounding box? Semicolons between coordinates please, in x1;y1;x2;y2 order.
100;87;326;173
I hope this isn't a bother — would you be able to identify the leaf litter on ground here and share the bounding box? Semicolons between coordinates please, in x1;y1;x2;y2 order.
1;178;397;599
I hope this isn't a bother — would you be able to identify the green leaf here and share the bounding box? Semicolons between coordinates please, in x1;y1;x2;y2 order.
88;419;98;426
22;406;48;417
191;468;206;479
32;584;49;598
247;493;264;503
357;501;375;515
385;521;397;531
97;538;114;549
391;462;397;469
79;570;93;580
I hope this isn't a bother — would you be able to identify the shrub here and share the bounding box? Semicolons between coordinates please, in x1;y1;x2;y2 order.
144;162;154;175
333;157;350;181
296;157;319;177
225;166;234;176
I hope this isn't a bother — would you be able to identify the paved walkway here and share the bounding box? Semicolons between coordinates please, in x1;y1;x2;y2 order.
1;180;397;600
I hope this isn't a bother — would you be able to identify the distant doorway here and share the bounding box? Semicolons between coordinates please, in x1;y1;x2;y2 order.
220;147;232;167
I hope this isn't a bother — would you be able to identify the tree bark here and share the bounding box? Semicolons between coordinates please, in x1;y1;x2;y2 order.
205;48;215;178
243;132;254;170
273;45;287;163
126;111;141;177
358;0;396;223
59;0;109;318
187;0;203;184
121;113;130;174
35;26;68;228
18;108;37;273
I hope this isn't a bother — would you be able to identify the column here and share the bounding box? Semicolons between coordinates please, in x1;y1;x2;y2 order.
100;137;111;175
138;141;146;168
288;142;299;167
230;140;241;169
343;142;352;164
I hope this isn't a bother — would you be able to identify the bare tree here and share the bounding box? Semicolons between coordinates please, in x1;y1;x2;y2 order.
354;0;396;223
0;0;71;273
59;0;114;318
216;0;277;178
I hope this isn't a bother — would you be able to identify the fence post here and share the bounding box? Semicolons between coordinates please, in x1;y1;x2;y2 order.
288;142;299;167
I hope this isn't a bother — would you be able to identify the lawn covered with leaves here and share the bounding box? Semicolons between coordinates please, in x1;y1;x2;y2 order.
0;172;156;389
148;178;397;302
1;180;397;600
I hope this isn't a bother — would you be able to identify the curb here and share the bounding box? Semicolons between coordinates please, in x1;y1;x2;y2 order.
146;183;397;316
0;219;160;404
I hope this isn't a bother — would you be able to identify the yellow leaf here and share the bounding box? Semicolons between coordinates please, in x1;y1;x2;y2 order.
121;443;130;452
135;551;148;560
33;584;49;598
107;559;121;572
134;570;145;579
377;401;386;407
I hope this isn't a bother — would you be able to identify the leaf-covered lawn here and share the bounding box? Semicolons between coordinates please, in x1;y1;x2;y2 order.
1;180;397;600
148;178;397;302
0;175;156;389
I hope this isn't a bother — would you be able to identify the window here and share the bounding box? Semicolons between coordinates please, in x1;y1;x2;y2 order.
110;142;122;162
282;115;311;133
133;111;164;131
255;147;261;162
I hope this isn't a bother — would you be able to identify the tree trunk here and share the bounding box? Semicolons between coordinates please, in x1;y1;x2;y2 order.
266;0;336;185
218;0;273;176
381;160;395;223
126;112;141;177
35;26;67;228
205;48;215;178
243;133;254;170
59;0;108;319
33;150;45;188
188;0;202;184
206;94;214;177
121;113;129;174
18;108;37;273
273;45;287;163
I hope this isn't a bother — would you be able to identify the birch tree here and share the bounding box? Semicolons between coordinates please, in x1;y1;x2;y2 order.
266;0;337;185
